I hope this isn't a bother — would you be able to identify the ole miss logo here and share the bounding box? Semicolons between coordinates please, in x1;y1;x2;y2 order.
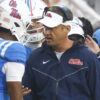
9;0;17;7
46;13;52;18
68;58;83;66
9;0;21;19
10;8;21;19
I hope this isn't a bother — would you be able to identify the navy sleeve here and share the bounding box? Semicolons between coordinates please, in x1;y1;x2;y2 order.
98;57;100;62
86;54;100;100
22;57;37;100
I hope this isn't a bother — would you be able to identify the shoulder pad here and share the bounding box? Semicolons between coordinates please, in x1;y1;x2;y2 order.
0;40;27;64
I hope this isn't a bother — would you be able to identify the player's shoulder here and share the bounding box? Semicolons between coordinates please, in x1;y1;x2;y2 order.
0;39;27;63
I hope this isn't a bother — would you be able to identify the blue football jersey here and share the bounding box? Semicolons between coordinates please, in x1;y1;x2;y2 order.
24;46;32;60
0;39;27;100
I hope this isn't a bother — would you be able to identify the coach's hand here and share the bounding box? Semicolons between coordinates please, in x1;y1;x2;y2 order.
22;85;31;96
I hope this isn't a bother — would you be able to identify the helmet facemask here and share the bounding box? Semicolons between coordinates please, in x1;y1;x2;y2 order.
21;18;45;45
23;0;47;45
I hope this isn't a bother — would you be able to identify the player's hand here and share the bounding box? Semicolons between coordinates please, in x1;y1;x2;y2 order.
22;85;31;96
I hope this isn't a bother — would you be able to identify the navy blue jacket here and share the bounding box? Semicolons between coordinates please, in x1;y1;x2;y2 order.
23;43;100;100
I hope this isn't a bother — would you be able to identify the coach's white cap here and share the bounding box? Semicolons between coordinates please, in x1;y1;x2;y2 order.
38;11;64;28
67;17;85;38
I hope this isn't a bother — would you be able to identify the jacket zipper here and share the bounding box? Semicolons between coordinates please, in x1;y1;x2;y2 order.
56;80;59;100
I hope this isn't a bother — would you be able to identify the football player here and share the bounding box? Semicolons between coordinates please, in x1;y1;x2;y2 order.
0;0;31;100
23;0;48;50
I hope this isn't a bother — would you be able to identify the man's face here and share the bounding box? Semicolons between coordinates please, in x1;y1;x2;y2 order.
44;24;68;47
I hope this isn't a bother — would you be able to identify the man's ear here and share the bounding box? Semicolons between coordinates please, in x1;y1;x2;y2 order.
63;25;71;33
66;25;71;32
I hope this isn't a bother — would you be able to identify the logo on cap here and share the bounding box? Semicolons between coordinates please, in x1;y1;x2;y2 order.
46;13;52;18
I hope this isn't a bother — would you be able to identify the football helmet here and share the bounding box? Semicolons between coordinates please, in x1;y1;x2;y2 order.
23;0;47;44
0;7;27;43
0;0;31;26
0;0;31;44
